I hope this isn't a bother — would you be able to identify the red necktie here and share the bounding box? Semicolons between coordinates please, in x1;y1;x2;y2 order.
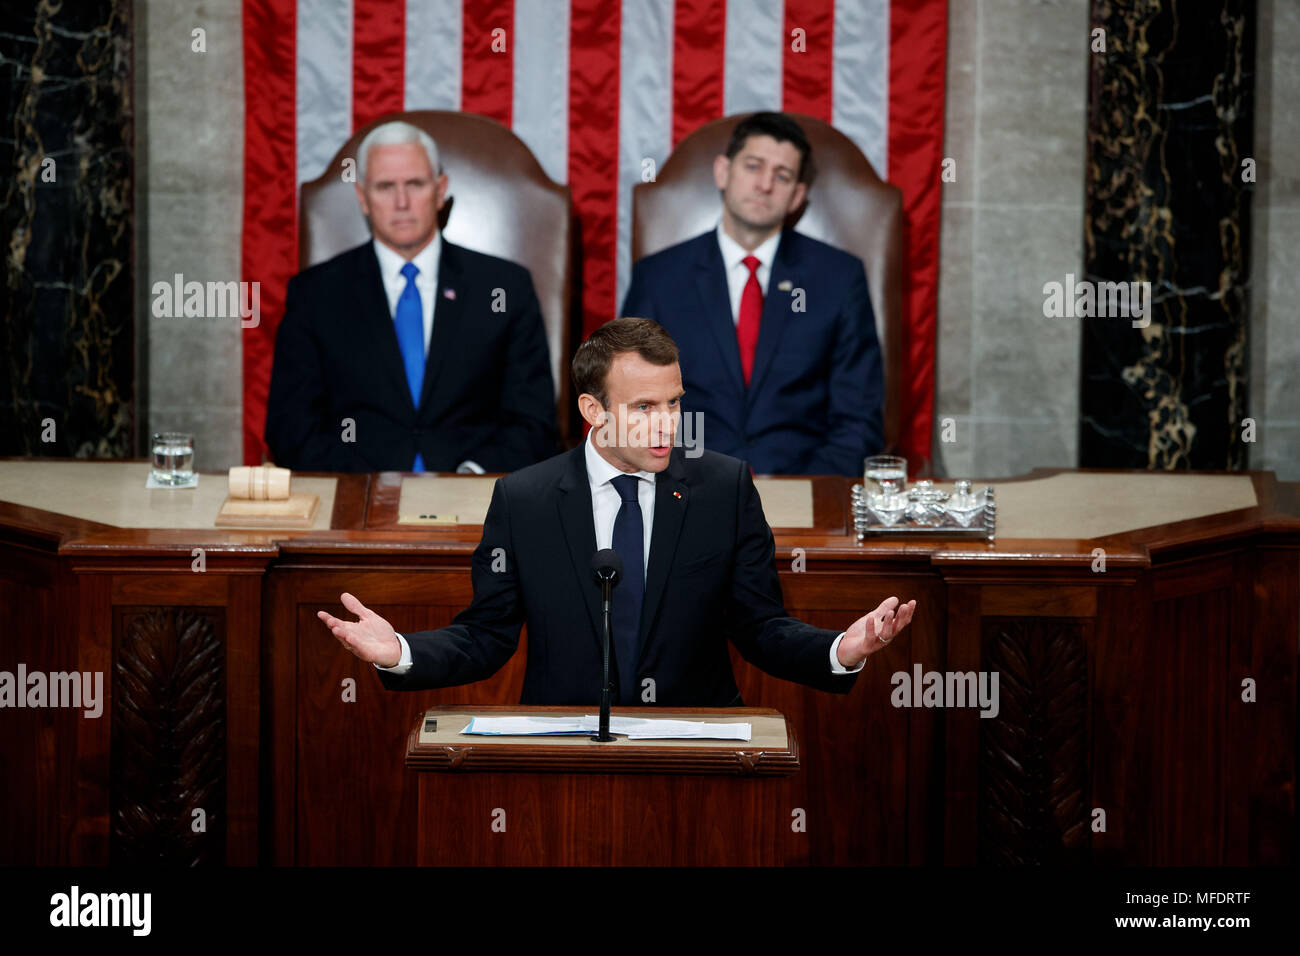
737;255;763;385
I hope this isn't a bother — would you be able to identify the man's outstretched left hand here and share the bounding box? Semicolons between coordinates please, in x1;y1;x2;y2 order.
837;596;916;668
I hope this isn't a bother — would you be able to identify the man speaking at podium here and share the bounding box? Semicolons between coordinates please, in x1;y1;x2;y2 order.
319;318;915;706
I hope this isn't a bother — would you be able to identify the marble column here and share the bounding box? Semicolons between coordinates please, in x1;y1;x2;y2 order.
1080;0;1255;469
0;0;134;458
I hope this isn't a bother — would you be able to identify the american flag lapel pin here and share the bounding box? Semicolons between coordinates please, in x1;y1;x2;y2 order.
443;287;456;300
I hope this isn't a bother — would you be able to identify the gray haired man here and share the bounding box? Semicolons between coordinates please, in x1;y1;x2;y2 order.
265;120;557;473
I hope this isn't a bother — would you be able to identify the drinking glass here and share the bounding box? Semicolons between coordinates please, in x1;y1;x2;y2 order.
151;432;195;485
864;455;907;495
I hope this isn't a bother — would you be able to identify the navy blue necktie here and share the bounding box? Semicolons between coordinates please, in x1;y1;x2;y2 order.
394;262;426;472
610;474;645;705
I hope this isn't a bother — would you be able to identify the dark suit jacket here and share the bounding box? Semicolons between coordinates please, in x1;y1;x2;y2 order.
620;228;883;476
377;444;859;706
264;239;557;472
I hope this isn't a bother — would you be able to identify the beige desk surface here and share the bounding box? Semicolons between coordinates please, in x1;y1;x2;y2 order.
397;471;1257;539
419;710;789;749
0;461;338;530
754;478;815;526
397;476;496;526
938;472;1257;539
0;461;1264;541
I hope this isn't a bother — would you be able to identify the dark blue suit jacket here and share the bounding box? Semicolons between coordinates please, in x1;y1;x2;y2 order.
621;229;883;475
377;443;858;705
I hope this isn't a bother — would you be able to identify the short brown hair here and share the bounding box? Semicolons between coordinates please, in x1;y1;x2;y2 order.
571;317;679;409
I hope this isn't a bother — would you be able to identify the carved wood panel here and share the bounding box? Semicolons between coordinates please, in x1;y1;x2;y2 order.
978;617;1089;865
111;607;225;865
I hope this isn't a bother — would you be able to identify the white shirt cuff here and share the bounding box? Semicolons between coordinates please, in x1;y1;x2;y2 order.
375;632;413;674
456;460;486;474
829;632;865;674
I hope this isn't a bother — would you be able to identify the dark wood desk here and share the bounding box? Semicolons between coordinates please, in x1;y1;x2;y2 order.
0;461;1295;866
406;706;799;865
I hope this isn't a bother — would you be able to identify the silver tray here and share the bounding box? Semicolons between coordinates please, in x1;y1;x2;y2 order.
851;483;996;542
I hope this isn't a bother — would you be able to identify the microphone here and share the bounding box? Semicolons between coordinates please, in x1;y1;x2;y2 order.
591;548;623;587
589;549;622;742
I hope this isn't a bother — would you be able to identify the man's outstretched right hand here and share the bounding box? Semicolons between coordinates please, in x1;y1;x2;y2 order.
318;592;402;668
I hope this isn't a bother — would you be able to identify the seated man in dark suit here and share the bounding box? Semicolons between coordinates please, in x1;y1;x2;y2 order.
620;111;883;476
317;317;915;706
265;120;557;473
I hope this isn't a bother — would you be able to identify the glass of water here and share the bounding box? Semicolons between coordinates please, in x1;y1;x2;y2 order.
151;432;195;485
863;454;907;496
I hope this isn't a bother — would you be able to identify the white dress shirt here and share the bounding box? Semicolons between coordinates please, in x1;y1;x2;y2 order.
378;429;862;676
372;233;483;474
372;232;440;355
583;427;656;575
716;221;782;325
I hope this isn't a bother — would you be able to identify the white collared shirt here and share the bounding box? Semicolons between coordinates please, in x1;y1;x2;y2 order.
372;231;442;355
715;221;782;325
377;431;862;676
583;427;657;577
372;232;481;473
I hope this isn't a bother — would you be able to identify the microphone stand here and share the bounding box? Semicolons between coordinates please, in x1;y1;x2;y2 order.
590;572;616;742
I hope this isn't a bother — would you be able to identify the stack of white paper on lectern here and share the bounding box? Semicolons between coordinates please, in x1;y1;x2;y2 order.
461;716;589;735
589;716;752;740
459;715;751;741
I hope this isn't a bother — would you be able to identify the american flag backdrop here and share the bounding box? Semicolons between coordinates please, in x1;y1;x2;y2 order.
241;0;948;467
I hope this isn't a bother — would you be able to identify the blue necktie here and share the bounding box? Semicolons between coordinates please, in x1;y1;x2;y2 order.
394;262;425;472
610;474;645;705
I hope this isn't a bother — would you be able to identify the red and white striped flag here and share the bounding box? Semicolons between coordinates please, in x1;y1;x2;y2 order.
242;0;946;468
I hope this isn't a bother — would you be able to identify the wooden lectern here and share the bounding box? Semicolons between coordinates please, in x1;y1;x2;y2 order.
405;706;801;865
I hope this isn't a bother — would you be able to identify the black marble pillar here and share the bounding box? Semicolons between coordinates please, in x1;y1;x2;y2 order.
1080;0;1255;469
0;0;134;457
